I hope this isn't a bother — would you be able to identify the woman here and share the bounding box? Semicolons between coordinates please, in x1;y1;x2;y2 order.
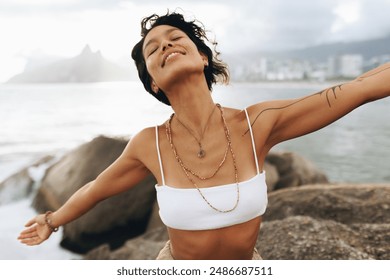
18;12;390;260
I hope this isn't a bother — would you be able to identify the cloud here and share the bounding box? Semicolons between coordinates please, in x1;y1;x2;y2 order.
329;0;390;42
0;0;125;15
1;0;390;82
207;0;390;52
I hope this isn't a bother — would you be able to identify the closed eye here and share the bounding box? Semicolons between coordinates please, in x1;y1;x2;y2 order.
171;36;182;41
147;47;158;57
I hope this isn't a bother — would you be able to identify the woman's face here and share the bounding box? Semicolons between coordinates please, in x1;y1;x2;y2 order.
142;25;207;93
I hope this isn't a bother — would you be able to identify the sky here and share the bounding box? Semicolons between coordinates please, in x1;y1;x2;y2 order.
1;0;390;82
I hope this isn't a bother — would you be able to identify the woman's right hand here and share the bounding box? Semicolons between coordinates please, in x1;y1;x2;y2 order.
17;214;53;246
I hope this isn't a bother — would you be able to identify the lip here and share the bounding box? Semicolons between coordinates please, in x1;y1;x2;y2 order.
161;50;185;67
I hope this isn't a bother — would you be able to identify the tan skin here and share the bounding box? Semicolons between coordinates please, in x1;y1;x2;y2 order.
18;24;390;260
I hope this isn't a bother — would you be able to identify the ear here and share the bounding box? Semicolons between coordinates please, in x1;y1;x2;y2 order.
200;52;209;67
151;80;159;94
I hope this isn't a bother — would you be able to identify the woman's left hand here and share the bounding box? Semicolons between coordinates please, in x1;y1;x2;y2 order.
17;214;53;246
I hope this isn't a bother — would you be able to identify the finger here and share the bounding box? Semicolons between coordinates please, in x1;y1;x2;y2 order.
20;236;43;246
25;217;37;227
18;227;37;239
19;236;33;245
20;226;36;234
18;234;32;241
18;231;38;239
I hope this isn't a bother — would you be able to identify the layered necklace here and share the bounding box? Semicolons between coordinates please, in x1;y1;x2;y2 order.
174;105;217;159
165;103;240;213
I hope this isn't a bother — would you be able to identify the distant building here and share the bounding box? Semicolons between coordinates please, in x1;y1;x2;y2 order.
365;54;390;72
327;54;363;79
228;51;387;82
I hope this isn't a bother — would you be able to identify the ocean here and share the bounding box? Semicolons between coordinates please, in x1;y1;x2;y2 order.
1;81;389;260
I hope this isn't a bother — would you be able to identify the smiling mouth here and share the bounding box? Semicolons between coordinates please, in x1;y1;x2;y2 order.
162;52;183;67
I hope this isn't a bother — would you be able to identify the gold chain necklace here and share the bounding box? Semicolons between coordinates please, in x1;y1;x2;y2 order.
165;104;240;213
174;105;217;158
167;115;229;180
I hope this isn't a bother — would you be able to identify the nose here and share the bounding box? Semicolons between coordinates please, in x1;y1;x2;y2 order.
162;41;173;52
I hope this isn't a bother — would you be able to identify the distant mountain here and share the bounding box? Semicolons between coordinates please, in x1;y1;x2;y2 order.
239;35;390;62
278;36;390;62
7;45;136;83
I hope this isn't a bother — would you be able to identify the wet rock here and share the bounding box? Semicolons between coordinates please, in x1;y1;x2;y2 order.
0;155;54;205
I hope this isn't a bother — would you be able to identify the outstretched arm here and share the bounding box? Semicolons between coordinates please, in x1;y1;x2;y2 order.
18;131;151;246
248;62;390;149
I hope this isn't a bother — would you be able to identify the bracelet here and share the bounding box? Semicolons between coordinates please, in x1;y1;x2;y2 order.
44;211;59;232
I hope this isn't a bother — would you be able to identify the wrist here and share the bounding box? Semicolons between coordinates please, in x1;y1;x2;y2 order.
44;211;59;233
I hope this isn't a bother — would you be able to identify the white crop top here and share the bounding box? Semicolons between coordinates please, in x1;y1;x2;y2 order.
155;108;268;230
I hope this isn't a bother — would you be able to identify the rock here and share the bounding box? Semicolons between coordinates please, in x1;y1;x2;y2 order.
348;223;390;259
263;161;279;192
263;184;390;224
256;184;390;259
0;169;33;206
0;155;54;205
265;151;329;190
256;215;379;260
32;136;157;253
84;226;168;260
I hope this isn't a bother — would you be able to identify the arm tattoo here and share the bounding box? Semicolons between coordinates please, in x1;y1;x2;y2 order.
243;83;347;136
320;84;343;107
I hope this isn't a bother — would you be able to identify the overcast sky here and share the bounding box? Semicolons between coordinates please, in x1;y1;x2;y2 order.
1;0;390;82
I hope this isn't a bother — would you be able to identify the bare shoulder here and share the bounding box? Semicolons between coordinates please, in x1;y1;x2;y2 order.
122;126;157;162
246;101;280;118
131;126;156;144
243;102;280;130
219;103;276;131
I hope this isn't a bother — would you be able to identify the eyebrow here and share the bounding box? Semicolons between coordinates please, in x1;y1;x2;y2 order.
143;27;180;54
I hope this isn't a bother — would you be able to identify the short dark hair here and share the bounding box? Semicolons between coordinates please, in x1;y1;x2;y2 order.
131;12;229;106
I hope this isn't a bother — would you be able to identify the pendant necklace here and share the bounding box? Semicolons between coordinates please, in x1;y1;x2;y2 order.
174;104;216;158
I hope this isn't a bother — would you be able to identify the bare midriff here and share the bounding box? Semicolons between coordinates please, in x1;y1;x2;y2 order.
167;216;262;260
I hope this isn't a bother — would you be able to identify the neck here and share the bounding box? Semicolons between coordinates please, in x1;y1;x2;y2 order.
167;80;216;134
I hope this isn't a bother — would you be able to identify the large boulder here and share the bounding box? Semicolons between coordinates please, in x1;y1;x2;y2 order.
256;215;387;260
263;184;390;224
265;151;329;191
84;226;169;260
33;136;157;253
257;184;390;259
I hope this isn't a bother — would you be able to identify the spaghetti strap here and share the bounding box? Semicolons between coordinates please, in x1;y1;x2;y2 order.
155;126;166;186
244;108;260;174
